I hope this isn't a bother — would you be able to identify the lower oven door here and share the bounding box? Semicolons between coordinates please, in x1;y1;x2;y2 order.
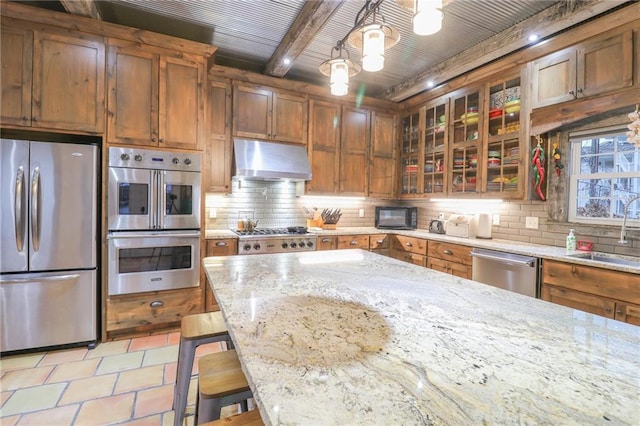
107;231;200;295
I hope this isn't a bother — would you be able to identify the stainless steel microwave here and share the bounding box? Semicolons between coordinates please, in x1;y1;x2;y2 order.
375;206;418;230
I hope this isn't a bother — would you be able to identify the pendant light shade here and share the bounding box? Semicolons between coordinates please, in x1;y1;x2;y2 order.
347;7;400;73
319;43;361;97
397;0;444;36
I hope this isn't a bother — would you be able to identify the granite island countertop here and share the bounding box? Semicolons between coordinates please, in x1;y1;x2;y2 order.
203;250;640;425
206;227;640;274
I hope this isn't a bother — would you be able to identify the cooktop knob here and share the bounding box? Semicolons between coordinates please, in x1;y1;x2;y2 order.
290;242;297;248
306;241;314;247
120;153;130;161
281;242;288;249
253;243;261;250
134;154;143;162
243;244;251;251
172;157;180;165
184;158;192;165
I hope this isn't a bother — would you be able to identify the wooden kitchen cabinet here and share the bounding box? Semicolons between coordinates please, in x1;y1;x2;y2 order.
427;241;472;279
369;234;390;257
106;40;205;150
1;22;105;133
531;30;633;109
203;238;238;311
106;288;202;339
390;235;428;266
398;109;422;196
337;235;370;250
316;236;338;251
541;259;640;326
369;111;397;198
340;106;370;196
307;99;341;194
449;86;482;195
233;84;307;144
204;78;233;192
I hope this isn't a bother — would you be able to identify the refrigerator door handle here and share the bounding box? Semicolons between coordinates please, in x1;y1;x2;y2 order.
31;166;41;252
14;166;25;252
0;274;80;285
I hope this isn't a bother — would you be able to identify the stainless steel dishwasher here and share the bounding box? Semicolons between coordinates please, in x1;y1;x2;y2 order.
470;248;540;298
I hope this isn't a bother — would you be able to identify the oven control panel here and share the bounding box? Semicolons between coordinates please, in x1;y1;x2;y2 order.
108;146;201;172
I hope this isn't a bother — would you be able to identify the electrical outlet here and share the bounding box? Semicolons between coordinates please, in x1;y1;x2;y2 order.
492;214;500;225
209;208;217;219
359;208;365;218
525;216;539;229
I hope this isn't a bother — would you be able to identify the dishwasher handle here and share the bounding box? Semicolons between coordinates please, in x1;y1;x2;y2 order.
470;250;536;267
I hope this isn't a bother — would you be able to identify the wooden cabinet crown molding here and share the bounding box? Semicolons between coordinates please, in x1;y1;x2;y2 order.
0;1;216;58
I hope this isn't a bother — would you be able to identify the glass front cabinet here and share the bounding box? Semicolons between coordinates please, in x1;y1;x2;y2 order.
397;68;525;199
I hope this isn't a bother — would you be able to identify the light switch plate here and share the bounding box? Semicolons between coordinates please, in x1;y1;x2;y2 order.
359;208;365;218
492;214;500;225
525;216;539;229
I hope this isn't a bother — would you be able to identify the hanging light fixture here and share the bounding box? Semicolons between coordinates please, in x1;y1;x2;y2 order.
347;4;400;72
319;41;361;96
397;0;444;36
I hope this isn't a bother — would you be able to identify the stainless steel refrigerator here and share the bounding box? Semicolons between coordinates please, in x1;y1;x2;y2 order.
1;138;98;352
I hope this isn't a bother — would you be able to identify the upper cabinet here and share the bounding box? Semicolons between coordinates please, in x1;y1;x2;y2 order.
449;86;482;195
204;78;232;193
233;84;308;145
1;22;105;133
307;99;341;194
340;106;370;196
399;110;421;196
106;40;205;150
369;111;397;198
531;30;634;109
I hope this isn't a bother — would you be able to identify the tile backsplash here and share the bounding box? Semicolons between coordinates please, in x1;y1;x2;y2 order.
204;179;638;256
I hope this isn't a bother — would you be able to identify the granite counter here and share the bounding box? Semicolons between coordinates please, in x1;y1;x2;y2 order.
203;250;640;425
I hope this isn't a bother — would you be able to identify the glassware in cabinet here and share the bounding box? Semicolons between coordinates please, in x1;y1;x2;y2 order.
488;77;521;137
424;151;445;194
486;137;520;193
451;145;479;193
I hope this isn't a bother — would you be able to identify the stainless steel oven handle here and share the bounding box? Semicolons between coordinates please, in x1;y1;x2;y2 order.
106;231;201;239
469;251;536;267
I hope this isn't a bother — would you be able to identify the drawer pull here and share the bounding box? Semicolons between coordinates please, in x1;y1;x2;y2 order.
149;300;164;308
376;239;384;243
322;238;332;243
215;241;228;247
604;307;612;313
443;249;453;255
350;241;358;245
616;310;623;315
405;242;413;247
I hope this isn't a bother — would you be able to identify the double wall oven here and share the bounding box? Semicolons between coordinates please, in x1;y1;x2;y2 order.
107;147;201;295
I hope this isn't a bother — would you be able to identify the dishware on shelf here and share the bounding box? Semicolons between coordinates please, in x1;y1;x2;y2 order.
460;112;479;125
505;99;521;113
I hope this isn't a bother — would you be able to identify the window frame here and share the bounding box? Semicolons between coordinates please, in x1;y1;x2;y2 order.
568;125;640;226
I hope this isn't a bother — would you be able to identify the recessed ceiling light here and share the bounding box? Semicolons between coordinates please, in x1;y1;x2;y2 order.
427;80;435;88
528;34;539;42
283;58;291;65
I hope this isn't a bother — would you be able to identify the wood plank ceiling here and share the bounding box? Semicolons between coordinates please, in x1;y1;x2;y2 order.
35;0;632;101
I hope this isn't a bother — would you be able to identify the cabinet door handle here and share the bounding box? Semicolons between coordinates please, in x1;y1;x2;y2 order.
443;249;453;255
350;241;358;245
149;300;164;308
616;310;623;315
322;238;332;243
215;241;228;247
377;239;384;243
405;242;413;247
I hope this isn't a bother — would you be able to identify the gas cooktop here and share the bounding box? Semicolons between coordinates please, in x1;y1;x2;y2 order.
232;227;310;237
231;228;317;255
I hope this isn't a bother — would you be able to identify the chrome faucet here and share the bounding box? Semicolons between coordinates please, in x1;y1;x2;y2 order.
619;194;640;244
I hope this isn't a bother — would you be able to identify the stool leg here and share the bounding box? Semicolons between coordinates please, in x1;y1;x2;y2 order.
173;339;197;426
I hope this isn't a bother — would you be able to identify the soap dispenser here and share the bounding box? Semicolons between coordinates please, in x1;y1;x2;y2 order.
566;229;576;252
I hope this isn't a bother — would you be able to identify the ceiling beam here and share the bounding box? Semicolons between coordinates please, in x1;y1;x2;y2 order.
384;0;629;102
59;0;102;19
264;0;345;78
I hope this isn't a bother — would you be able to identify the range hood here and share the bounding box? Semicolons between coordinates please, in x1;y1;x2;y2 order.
233;139;312;181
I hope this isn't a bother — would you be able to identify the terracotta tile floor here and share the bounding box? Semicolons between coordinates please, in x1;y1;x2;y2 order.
0;332;228;425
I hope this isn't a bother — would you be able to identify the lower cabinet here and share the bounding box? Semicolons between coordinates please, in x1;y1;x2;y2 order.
204;238;238;312
427;241;472;279
542;259;640;326
316;236;338;250
106;288;202;339
369;234;390;256
337;235;370;250
390;235;428;267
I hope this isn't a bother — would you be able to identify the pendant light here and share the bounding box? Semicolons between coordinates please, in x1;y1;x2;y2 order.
398;0;443;36
319;42;361;96
347;6;400;72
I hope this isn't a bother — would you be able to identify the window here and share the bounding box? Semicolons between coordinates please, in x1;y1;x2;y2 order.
568;125;640;225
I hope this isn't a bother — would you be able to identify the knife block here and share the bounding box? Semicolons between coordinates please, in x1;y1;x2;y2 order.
322;223;337;230
307;217;324;228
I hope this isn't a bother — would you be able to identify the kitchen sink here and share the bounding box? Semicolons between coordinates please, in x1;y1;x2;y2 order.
567;252;640;267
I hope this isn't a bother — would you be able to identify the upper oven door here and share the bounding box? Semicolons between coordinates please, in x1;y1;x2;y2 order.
108;167;153;231
159;170;201;230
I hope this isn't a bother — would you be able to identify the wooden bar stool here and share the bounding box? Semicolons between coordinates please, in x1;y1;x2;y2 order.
200;409;263;426
195;349;253;424
173;311;233;426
